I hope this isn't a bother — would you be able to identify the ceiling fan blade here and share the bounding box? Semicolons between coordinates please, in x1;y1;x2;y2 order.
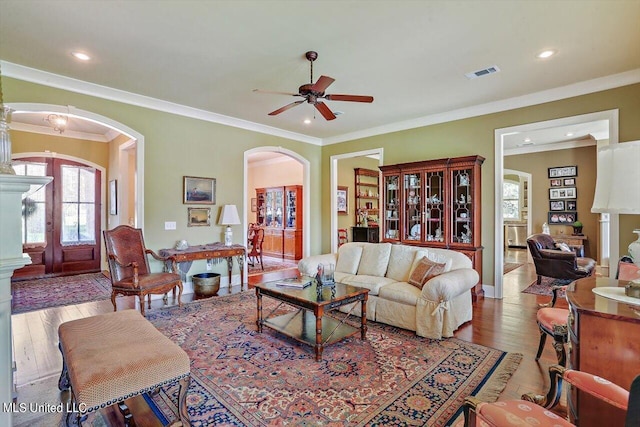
253;89;300;96
314;102;336;121
311;75;335;93
325;94;374;103
268;100;304;116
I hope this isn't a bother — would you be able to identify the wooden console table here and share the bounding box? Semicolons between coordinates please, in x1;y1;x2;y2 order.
160;243;246;287
566;276;640;426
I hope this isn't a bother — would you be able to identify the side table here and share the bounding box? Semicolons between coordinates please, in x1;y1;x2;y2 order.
160;243;246;288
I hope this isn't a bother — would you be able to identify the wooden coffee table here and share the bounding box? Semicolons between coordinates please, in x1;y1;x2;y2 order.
255;280;369;361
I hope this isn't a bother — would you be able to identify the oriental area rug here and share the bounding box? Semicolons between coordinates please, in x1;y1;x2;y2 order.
521;276;572;297
11;272;112;314
145;291;522;426
247;256;298;276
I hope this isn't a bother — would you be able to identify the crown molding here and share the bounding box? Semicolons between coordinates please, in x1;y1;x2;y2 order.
3;60;639;147
1;61;322;146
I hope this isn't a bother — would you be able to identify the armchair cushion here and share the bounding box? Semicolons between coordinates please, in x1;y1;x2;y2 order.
474;400;572;427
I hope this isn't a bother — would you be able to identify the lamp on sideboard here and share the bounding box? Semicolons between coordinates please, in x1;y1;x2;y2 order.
591;140;640;267
219;204;241;246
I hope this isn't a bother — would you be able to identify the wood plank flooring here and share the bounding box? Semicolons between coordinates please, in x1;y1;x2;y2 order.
11;248;575;426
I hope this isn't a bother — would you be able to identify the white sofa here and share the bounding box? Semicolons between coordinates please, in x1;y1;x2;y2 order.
298;242;479;339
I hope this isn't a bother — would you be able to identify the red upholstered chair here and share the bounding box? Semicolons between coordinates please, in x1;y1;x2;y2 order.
103;225;183;316
535;286;568;366
618;256;640;281
338;228;348;247
459;364;640;427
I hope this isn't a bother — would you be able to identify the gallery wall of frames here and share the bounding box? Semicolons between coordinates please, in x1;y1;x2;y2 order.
547;166;578;225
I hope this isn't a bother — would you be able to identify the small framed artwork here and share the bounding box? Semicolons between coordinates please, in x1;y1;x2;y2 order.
548;165;578;178
549;200;565;211
109;180;118;215
550;179;563;187
548;211;577;224
337;186;348;215
563;178;576;186
187;207;211;226
251;198;257;212
549;187;577;199
566;200;577;211
183;176;216;204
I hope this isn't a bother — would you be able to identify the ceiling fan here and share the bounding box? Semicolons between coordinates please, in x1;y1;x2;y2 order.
253;51;374;121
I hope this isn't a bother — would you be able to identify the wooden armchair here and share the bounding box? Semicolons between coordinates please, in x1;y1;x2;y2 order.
103;225;183;316
460;364;640;427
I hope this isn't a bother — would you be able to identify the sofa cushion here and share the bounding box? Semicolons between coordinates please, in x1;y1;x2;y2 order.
408;256;447;289
336;244;364;274
357;243;392;277
386;244;421;282
339;274;397;296
409;250;453;279
378;282;421;306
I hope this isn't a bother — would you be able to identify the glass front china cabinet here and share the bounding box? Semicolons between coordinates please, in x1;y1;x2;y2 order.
255;185;303;260
380;155;484;299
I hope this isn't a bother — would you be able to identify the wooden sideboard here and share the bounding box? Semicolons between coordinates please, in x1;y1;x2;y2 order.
566;276;640;426
159;243;246;287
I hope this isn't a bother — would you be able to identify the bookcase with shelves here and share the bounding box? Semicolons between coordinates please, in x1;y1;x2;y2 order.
353;168;380;242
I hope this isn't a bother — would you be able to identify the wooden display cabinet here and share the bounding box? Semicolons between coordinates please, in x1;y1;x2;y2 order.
255;185;303;260
380;155;485;299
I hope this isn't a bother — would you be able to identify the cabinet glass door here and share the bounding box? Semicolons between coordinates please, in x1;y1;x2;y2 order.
285;188;296;228
403;172;422;241
265;189;283;227
424;170;445;243
382;174;400;241
451;168;473;244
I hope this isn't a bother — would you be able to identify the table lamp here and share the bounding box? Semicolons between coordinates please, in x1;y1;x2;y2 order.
219;204;241;246
591;140;640;269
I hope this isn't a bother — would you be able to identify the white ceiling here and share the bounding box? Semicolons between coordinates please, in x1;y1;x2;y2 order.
1;1;639;145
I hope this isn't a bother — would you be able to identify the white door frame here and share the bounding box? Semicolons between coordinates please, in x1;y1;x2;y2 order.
493;109;619;299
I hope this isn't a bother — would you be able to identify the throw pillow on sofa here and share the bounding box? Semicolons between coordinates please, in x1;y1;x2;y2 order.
407;256;447;289
336;244;364;274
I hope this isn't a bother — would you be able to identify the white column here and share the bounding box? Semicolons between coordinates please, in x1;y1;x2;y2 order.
0;175;51;427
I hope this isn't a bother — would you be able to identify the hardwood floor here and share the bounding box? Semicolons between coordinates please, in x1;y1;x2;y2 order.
11;250;573;426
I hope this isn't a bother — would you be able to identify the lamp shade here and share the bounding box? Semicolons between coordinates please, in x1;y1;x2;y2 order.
219;204;241;225
591;141;640;214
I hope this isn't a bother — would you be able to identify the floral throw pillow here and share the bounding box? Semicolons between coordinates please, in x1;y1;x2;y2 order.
407;256;447;290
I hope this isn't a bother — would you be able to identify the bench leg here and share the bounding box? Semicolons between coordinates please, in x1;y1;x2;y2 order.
177;376;191;427
58;342;70;391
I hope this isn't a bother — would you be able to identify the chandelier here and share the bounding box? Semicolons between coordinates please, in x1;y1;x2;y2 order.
45;114;69;134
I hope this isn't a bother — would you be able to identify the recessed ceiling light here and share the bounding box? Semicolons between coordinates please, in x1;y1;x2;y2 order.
71;52;91;61
524;137;531;143
303;119;311;124
537;50;556;59
566;132;574;137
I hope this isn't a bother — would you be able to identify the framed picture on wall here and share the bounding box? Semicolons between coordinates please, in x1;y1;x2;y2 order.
563;178;575;186
548;211;577;224
187;207;211;226
548;165;578;178
337;186;348;215
550;179;563;187
549;200;565;211
549;187;577;199
183;176;216;204
566;200;577;211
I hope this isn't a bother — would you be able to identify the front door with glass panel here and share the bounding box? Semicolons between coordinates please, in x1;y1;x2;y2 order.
13;157;101;279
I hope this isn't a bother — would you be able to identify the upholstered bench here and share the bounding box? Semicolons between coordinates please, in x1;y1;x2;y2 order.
57;309;191;426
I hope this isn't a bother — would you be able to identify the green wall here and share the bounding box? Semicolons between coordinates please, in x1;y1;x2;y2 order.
6;76;640;286
322;83;640;285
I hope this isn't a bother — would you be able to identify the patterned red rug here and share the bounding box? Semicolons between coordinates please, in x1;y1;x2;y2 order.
146;291;522;426
11;272;111;314
247;256;298;275
521;276;571;296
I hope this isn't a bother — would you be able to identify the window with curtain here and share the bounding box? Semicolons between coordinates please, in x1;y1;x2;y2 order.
503;180;520;220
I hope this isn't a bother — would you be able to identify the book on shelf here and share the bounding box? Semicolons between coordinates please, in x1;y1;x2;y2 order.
275;277;313;289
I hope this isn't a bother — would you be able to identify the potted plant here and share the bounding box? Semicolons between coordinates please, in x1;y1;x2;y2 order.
572;221;583;236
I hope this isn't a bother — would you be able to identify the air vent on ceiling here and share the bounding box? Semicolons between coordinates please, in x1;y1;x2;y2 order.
465;65;501;80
